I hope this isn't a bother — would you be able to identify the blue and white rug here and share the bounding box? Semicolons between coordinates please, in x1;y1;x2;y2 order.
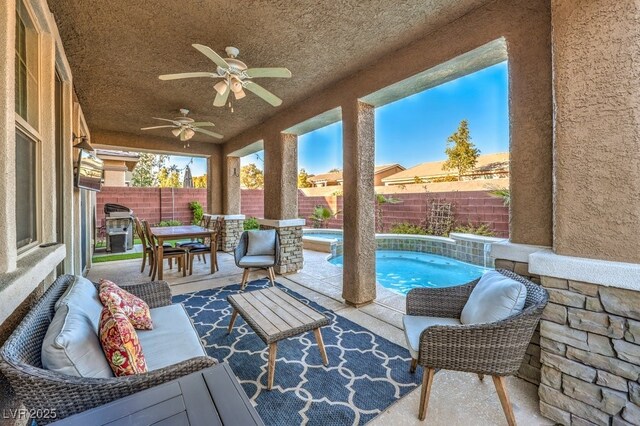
173;279;421;425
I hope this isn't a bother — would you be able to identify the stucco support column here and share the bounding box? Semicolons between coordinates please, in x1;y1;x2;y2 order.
0;0;16;273
206;145;223;215
222;156;241;215
552;0;640;263
263;132;298;220
261;132;302;274
342;100;376;306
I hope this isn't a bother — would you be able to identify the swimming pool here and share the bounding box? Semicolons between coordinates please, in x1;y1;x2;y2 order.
304;231;344;241
329;250;489;295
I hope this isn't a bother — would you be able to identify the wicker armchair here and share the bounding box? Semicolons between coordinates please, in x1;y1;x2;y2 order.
234;230;281;289
405;269;548;424
0;275;217;424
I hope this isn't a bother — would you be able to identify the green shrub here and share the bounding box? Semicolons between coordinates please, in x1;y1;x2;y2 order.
189;201;204;225
158;220;182;227
243;217;260;230
452;223;496;237
390;222;428;235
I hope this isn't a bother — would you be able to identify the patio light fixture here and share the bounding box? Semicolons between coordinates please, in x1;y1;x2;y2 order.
72;133;94;151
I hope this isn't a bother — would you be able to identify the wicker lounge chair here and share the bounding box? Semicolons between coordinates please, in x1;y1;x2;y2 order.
404;269;548;424
0;275;216;424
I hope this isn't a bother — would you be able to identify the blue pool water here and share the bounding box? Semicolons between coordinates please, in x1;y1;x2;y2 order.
329;250;489;295
304;232;344;241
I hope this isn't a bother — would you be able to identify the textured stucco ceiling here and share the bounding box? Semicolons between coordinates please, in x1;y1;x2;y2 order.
49;0;489;144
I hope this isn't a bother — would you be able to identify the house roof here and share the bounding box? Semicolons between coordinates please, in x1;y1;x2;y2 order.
308;164;405;183
382;152;509;182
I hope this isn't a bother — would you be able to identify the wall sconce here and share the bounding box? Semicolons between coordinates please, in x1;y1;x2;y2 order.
73;133;94;151
230;167;240;177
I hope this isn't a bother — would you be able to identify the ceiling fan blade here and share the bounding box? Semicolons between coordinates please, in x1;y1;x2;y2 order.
192;44;230;69
213;85;230;107
141;125;176;130
194;127;224;139
152;117;181;125
158;72;218;80
191;122;215;127
245;68;292;78
234;88;246;100
243;81;282;106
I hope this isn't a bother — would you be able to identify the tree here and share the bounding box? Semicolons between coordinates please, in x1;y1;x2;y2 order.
413;176;425;184
157;166;182;188
193;174;207;188
442;119;480;180
328;168;341;173
241;163;264;189
298;168;314;188
130;153;168;187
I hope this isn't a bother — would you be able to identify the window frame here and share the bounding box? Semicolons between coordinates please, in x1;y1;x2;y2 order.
14;0;43;256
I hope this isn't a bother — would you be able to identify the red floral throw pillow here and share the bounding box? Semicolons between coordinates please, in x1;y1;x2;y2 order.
99;279;153;330
98;303;148;376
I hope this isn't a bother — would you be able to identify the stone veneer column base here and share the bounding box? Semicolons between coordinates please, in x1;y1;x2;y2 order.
209;215;245;252
494;258;543;386
258;219;304;275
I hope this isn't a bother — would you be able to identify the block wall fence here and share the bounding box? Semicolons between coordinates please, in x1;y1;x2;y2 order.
97;187;509;237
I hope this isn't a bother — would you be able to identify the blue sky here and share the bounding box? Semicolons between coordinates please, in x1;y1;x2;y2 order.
183;61;508;176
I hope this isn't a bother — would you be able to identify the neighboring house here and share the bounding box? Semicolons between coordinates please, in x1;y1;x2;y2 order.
309;164;406;187
95;150;140;187
382;152;509;185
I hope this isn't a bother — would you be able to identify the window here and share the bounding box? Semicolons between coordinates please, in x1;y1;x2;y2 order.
15;129;38;249
15;0;39;129
15;0;40;251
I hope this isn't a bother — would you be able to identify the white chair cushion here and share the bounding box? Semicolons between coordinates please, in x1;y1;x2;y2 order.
460;271;528;325
42;304;114;378
54;276;103;330
403;315;461;359
238;255;276;267
137;304;206;371
246;230;276;256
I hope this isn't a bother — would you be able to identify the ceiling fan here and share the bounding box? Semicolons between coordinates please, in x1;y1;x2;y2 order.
140;108;223;147
159;44;291;109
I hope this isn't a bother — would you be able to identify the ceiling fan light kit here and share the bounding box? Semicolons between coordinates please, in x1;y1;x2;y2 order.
140;108;223;145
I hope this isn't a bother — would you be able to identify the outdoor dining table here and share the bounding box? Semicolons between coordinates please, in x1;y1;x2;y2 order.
150;225;216;280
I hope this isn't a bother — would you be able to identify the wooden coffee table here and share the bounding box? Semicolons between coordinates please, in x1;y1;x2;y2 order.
227;287;330;390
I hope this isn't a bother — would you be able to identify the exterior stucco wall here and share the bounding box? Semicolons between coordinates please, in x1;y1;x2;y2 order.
223;0;553;247
552;0;640;263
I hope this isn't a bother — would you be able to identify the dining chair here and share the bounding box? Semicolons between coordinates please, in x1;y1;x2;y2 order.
178;215;212;264
234;229;280;289
185;217;223;275
142;220;188;280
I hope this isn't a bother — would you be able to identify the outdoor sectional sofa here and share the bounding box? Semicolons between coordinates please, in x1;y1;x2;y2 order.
0;274;217;424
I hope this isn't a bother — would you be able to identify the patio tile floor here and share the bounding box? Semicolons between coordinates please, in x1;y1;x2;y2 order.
87;249;551;426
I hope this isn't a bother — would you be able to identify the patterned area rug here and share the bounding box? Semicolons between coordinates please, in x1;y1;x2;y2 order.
173;279;422;425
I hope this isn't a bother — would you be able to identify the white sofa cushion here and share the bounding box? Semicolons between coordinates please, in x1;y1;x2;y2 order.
403;315;461;359
238;255;276;267
54;276;103;329
246;230;276;256
460;271;527;325
42;304;114;378
138;304;206;371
